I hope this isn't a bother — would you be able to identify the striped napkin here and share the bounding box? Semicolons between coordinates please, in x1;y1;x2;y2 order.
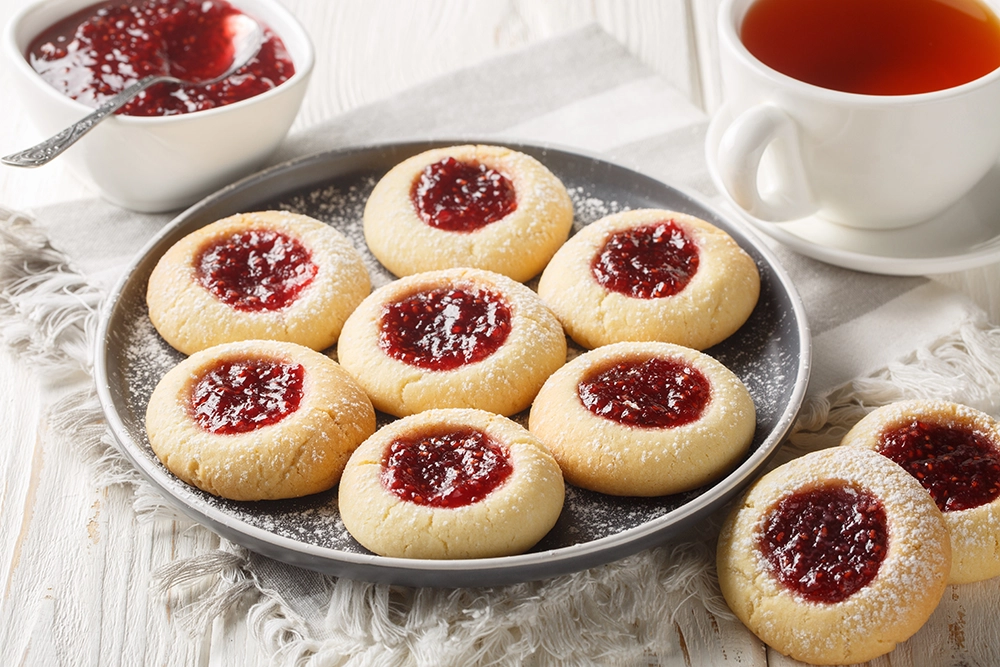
4;25;1000;666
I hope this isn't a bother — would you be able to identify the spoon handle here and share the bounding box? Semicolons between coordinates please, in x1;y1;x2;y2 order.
1;75;169;168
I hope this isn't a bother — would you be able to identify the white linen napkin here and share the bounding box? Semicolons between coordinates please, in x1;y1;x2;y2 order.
4;25;1000;666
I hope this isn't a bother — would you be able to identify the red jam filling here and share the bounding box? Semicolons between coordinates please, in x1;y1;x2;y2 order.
758;484;888;604
189;357;304;435
578;356;711;428
27;0;295;117
196;229;317;312
877;420;1000;513
379;286;512;371
380;427;513;508
410;157;518;232
591;221;700;299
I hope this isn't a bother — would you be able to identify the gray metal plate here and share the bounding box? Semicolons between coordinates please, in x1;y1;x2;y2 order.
94;140;811;587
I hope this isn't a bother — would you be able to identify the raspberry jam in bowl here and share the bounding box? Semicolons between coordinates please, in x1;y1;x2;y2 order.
4;0;314;212
27;0;296;117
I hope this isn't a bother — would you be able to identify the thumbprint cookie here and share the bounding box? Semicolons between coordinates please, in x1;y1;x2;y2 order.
338;408;565;559
537;209;760;350
840;399;1000;584
147;210;370;355
145;340;376;501
336;268;567;417
528;341;755;496
717;447;951;665
363;144;573;281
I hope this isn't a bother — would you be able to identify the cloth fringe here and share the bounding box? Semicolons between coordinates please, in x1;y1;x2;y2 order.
247;538;727;667
0;206;101;382
156;549;261;634
5;206;1000;665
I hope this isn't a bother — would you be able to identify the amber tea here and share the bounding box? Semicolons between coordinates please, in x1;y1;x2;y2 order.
740;0;1000;95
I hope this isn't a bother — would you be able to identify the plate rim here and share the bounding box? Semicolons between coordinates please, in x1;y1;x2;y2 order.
94;138;812;587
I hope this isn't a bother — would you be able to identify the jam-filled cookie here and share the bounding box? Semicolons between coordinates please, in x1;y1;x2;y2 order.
528;341;755;496
537;209;760;350
840;399;1000;585
147;210;370;355
717;447;951;666
338;408;565;559
336;267;567;417
363;144;573;281
145;340;376;501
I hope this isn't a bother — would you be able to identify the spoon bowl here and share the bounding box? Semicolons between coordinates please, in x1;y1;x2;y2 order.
3;14;264;168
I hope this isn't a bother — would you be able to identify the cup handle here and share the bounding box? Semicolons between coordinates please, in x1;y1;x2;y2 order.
717;104;817;221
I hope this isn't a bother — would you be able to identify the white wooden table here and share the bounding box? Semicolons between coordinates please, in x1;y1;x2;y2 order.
2;2;999;665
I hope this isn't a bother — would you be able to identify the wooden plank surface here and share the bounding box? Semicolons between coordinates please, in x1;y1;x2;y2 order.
2;1;1000;665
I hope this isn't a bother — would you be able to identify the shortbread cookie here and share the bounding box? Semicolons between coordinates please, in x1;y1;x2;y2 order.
528;341;755;496
336;267;567;417
717;447;951;666
147;210;370;355
363;144;573;281
537;209;760;350
145;340;376;501
841;400;1000;585
338;408;565;559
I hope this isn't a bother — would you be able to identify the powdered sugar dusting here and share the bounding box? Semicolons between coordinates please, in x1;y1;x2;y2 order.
122;310;186;420
567;186;630;232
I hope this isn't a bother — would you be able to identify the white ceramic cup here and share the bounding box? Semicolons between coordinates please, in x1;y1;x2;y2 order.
714;0;1000;229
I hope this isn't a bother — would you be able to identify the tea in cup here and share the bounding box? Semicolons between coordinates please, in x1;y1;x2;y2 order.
713;0;1000;229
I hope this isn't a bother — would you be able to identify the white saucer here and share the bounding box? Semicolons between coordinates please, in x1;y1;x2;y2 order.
705;104;1000;275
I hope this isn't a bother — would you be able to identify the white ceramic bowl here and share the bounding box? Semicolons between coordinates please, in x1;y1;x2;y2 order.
4;0;314;213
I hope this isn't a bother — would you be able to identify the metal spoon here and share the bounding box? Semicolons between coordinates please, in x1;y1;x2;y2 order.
2;14;264;168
